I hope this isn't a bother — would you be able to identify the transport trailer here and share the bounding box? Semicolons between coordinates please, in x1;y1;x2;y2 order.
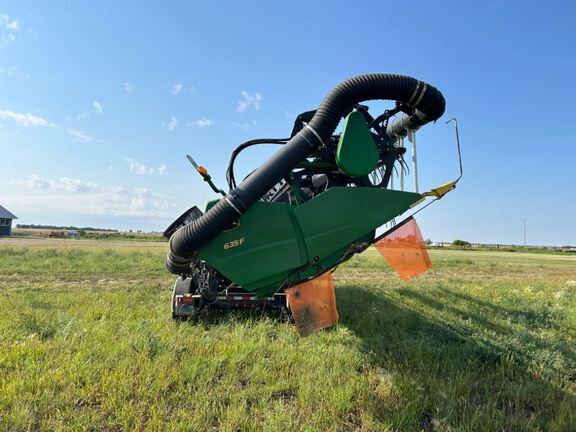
171;276;288;320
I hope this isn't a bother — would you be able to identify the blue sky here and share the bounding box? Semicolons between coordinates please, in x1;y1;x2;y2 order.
0;0;574;245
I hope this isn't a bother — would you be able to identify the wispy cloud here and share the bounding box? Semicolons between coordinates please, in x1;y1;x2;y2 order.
93;101;103;114
58;177;101;193
23;174;52;189
105;186;173;217
237;90;262;112
13;174;101;194
0;109;56;128
75;110;90;120
0;65;31;80
67;128;94;142
0;14;19;47
187;118;215;128
10;174;175;217
170;82;183;96
1;108;103;143
124;157;153;175
231;120;256;132
73;101;102;120
124;82;135;93
0;15;18;31
123;158;168;176
162;116;178;131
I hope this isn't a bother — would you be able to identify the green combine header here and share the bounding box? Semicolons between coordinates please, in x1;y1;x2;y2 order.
163;73;461;335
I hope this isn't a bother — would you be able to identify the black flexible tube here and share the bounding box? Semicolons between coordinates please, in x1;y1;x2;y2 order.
225;139;289;189
166;74;445;274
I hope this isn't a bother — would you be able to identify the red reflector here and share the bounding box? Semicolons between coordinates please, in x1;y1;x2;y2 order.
177;297;194;305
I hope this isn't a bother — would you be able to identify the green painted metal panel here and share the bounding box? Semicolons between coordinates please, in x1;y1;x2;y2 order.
294;187;422;262
243;272;290;295
253;231;376;297
198;187;422;296
198;202;306;286
336;111;379;177
205;199;219;212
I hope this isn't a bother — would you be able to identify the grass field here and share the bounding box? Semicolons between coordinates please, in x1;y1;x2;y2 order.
1;240;575;431
12;228;165;242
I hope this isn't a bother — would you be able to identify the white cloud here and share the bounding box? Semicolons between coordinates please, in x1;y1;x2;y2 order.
0;33;15;46
231;120;256;132
0;14;19;47
103;185;173;216
108;186;130;200
75;110;90;120
93;101;103;114
0;109;56;128
124;82;135;93
9;175;175;217
22;174;53;189
58;177;101;193
170;82;183;96
0;65;31;80
76;101;104;120
13;174;100;194
237;90;262;112
1;108;104;144
231;122;250;131
123;158;168;176
74;101;102;120
1;15;18;31
162;116;178;131
188;118;215;128
67;128;94;142
124;157;153;175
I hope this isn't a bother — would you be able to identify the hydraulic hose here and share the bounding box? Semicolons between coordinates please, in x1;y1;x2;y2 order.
166;73;445;274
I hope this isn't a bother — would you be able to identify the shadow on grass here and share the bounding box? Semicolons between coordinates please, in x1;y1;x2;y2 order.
437;286;569;332
336;284;576;430
175;306;288;328
403;287;576;378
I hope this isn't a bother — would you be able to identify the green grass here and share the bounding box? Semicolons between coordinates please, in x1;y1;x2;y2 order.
1;245;575;431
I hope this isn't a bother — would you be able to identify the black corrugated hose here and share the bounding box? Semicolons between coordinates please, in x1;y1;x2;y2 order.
166;74;445;275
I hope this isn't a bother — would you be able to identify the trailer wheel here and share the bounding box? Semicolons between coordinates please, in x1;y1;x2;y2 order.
279;305;292;323
171;277;195;321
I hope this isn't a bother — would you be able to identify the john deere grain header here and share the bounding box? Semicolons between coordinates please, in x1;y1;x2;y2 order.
164;74;461;335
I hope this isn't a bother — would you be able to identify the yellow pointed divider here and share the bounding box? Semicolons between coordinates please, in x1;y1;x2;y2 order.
422;180;458;199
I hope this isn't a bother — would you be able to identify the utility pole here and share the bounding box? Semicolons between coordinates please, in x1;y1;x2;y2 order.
523;219;527;247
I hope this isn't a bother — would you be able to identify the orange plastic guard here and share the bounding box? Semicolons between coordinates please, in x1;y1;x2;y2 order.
285;272;338;336
374;217;432;281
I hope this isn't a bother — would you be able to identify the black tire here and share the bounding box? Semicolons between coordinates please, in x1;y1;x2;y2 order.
171;277;195;320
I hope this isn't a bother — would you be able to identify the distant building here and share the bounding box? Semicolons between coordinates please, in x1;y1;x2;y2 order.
0;205;18;236
65;231;80;239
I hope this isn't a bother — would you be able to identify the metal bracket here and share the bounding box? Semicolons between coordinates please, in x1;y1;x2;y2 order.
422;117;463;199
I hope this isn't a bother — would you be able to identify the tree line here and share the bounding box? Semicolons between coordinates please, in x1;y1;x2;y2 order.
16;224;118;232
